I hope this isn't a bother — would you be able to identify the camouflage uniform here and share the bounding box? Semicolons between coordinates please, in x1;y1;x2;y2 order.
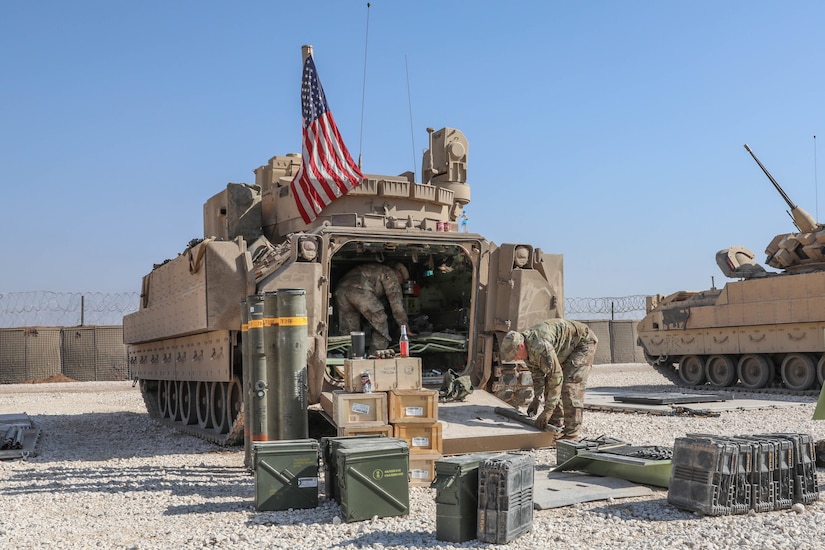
335;263;409;353
521;319;597;438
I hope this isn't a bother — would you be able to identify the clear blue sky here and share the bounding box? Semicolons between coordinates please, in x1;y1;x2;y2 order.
3;1;825;300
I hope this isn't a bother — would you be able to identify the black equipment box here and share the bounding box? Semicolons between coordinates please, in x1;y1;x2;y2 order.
477;452;534;544
669;432;819;515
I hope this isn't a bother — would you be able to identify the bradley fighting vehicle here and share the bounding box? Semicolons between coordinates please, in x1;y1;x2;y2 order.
638;144;825;395
123;124;564;444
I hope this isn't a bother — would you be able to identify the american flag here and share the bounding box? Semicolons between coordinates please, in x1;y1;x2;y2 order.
290;54;364;223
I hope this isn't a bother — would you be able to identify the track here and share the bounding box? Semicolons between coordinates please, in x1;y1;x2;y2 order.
140;380;244;446
651;363;822;398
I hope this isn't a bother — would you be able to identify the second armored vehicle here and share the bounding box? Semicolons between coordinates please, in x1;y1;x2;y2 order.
638;145;825;394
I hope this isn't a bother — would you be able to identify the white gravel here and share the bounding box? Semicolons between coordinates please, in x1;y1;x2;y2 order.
1;364;824;549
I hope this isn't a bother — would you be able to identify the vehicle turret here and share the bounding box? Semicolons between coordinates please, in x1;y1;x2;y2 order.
744;144;825;273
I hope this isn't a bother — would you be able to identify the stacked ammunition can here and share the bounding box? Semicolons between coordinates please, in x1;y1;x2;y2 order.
252;439;319;512
668;432;819;515
320;435;411;522
432;452;499;543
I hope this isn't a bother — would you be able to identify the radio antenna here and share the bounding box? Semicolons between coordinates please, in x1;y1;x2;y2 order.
815;135;819;220
405;55;416;181
357;2;371;169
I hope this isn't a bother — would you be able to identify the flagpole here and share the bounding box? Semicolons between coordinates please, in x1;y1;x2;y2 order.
302;44;312;64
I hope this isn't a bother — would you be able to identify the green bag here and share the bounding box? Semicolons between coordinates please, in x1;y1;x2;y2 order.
439;369;474;402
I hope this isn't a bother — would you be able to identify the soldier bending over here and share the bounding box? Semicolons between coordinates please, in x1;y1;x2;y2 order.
499;318;597;439
335;262;411;354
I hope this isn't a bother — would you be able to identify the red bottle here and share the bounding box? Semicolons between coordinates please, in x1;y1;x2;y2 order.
399;325;410;357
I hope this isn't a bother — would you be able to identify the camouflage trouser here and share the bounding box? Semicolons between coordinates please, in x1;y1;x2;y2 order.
549;333;597;438
335;288;391;352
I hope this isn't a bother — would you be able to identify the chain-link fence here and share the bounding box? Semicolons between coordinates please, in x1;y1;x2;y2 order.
0;291;646;328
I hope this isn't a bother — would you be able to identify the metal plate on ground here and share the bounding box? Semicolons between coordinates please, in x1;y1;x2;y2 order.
533;470;654;509
613;392;726;405
585;389;807;415
0;413;41;460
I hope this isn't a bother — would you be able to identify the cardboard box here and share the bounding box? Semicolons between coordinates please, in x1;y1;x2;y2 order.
320;391;388;427
409;451;441;486
389;389;438;423
344;357;422;392
336;423;394;437
393;421;443;454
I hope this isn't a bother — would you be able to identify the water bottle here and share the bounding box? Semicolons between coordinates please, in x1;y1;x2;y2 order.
399;325;410;357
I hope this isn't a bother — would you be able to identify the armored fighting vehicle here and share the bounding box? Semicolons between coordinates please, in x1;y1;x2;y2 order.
637;145;825;394
123;123;564;444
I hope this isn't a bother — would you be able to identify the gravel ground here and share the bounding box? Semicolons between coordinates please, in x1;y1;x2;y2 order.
1;363;824;550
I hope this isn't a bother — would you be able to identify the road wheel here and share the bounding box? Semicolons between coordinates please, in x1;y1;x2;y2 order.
158;379;170;418
817;355;825;387
706;355;737;387
226;376;243;429
737;354;774;389
167;379;180;421
179;381;197;425
211;381;230;434
781;353;816;391
678;355;706;386
196;381;214;429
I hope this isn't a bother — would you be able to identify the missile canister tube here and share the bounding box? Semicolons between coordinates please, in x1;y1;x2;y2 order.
273;288;309;439
241;299;252;469
263;291;282;441
247;294;268;442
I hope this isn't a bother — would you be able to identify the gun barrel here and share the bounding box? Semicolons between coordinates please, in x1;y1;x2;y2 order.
744;144;797;210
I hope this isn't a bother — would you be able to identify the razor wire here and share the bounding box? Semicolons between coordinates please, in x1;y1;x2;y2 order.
0;290;646;328
564;295;647;321
0;292;141;327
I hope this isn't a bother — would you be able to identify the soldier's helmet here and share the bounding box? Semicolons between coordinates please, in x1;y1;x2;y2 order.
392;263;410;282
499;331;524;362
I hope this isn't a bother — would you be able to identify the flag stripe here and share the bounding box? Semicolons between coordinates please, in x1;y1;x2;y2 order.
289;54;363;224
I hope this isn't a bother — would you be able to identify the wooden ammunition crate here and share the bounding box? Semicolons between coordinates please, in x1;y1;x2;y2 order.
336;423;394;437
320;391;388;427
393;421;443;454
344;359;397;392
409;451;441;486
388;389;438;423
344;357;422;392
